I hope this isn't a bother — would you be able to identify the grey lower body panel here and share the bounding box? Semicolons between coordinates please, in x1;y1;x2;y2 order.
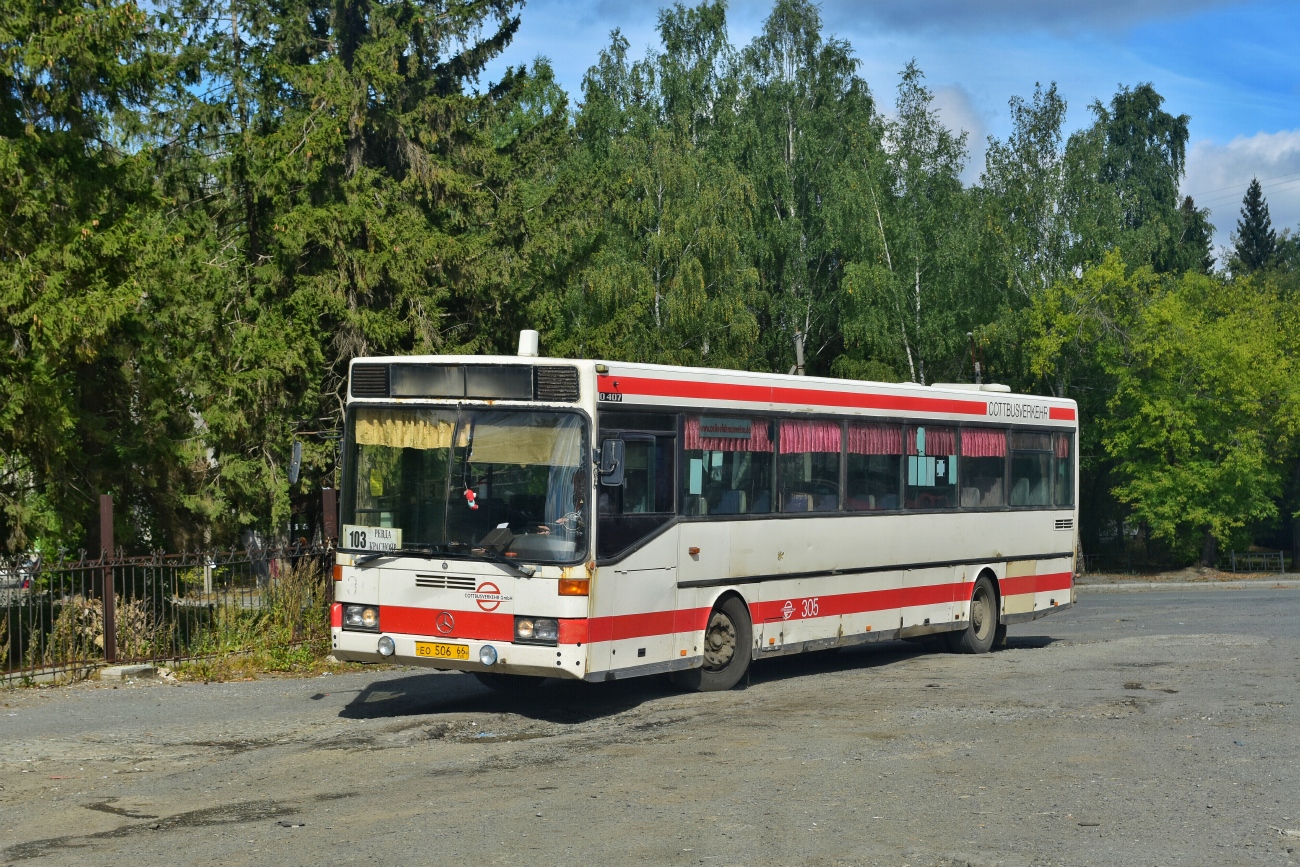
585;654;702;683
1000;600;1073;625
752;626;910;660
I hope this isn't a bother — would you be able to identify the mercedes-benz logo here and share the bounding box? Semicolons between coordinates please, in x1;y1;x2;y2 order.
435;611;455;635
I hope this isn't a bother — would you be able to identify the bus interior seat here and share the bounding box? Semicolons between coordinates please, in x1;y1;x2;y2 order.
784;492;811;512
717;489;747;514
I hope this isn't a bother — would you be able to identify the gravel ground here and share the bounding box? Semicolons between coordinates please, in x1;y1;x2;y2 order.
1;586;1298;867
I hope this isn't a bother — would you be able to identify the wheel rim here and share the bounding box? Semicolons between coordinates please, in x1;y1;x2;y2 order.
971;584;993;642
702;609;737;671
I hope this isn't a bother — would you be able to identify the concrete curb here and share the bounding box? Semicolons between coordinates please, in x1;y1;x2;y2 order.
99;664;159;680
1077;579;1300;593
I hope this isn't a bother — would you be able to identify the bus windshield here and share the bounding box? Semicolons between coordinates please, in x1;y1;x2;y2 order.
343;407;589;563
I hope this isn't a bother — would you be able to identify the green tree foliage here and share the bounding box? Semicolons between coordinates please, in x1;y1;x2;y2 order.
1092;83;1190;270
3;0;1297;567
1175;195;1216;274
1028;253;1300;563
981;83;1071;301
1231;178;1278;274
539;13;760;367
0;0;206;550
837;62;973;385
1103;270;1299;563
732;0;877;376
159;0;562;536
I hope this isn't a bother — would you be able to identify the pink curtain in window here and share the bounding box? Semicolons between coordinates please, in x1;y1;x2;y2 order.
779;420;841;454
1055;434;1071;459
847;423;902;456
961;428;1006;458
906;426;955;456
684;416;774;452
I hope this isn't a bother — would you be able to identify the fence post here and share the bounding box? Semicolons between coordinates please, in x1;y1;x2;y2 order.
321;488;338;544
100;494;117;665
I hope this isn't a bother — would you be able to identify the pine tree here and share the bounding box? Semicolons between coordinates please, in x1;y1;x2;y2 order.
1232;178;1277;273
0;0;194;551
159;0;558;539
1175;195;1215;274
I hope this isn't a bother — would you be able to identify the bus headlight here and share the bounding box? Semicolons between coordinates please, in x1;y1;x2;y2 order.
514;616;559;646
343;604;380;632
480;645;498;666
377;635;395;656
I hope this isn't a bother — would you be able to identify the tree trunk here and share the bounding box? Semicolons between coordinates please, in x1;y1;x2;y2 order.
1200;527;1217;568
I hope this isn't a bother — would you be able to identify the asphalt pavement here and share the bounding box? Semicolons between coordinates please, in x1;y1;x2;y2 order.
2;586;1298;866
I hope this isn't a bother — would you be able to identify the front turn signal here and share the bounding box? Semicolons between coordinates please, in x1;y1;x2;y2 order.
333;564;344;582
558;577;589;596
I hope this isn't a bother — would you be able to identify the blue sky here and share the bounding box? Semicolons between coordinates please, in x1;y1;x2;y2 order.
483;0;1300;254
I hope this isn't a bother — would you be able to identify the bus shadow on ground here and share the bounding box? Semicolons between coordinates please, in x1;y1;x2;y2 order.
339;635;1061;724
338;671;680;724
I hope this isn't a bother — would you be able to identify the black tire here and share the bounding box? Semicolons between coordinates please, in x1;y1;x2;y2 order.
946;575;999;654
670;595;752;692
473;672;546;693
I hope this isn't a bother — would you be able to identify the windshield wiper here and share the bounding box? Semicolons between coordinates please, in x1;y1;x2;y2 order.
444;543;536;578
348;544;442;566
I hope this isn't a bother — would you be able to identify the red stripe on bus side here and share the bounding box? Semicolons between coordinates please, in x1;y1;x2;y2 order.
598;375;989;417
374;572;1072;644
999;571;1073;596
1049;407;1076;421
558;618;589;644
381;606;514;642
586;608;713;643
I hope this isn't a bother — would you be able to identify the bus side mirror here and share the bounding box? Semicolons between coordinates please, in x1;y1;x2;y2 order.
599;439;626;487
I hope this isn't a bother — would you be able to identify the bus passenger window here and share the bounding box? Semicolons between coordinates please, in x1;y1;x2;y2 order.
845;423;901;511
1009;431;1052;507
905;425;957;509
1053;432;1074;507
778;420;841;512
959;428;1006;508
681;416;773;516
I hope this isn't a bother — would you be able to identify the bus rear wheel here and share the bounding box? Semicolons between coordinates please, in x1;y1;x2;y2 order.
671;596;752;692
946;575;999;654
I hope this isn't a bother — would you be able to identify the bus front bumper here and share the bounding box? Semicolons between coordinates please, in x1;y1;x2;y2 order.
331;627;588;679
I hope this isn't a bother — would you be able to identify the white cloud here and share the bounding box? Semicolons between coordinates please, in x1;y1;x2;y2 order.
1182;129;1300;251
929;85;989;184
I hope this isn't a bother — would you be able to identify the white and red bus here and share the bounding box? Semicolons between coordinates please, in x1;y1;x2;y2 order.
331;333;1078;691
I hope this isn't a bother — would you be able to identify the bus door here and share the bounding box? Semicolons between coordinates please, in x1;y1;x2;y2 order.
595;432;682;671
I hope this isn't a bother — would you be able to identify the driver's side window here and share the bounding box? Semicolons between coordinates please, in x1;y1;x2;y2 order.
596;416;677;560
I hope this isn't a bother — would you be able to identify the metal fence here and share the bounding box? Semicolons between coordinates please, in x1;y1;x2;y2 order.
1;544;333;685
1226;550;1286;574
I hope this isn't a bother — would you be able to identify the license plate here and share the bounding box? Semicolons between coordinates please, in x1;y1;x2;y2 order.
414;641;470;661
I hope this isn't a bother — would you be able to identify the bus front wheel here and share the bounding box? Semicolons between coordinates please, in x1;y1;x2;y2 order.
671;596;752;692
946;575;999;654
